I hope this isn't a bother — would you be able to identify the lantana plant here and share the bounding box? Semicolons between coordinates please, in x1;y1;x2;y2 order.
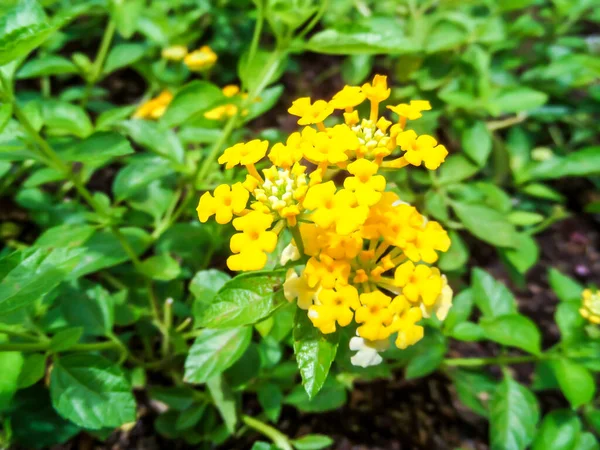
197;74;453;368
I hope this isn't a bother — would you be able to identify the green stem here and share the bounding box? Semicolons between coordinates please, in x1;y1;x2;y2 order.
443;353;559;368
0;340;119;353
289;223;305;255
297;0;330;40
0;325;40;342
82;19;116;107
161;298;174;357
241;415;293;450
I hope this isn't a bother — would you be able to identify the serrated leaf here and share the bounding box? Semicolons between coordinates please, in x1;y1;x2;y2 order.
50;354;136;430
549;359;596;408
481;314;541;355
293;310;339;398
489;375;539;450
548;268;583;302
453;202;519;248
472;268;517;318
195;271;286;328
184;327;252;384
207;375;237;433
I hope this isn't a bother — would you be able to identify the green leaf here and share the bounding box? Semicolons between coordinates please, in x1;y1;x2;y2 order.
490;86;548;114
438;230;469;272
449;322;485;341
489;375;539;450
17;55;77;78
195;271;286;328
0;349;23;411
0;247;84;314
292;434;334;450
462;120;492;166
243;84;284;123
53;282;114;337
481;314;541;355
190;269;231;301
285;378;347;413
257;382;283;423
59;132;134;163
49;327;83;352
404;335;447;379
184;327;252;384
341;54;374;85
103;43;146;75
438;154;480;184
306;17;418;55
69;227;151;279
522;183;565;202
472;268;517;318
9;385;80;449
118;120;185;164
529;147;600;180
453;202;519;248
499;233;539;274
238;49;287;95
175;403;207;431
549;359;596;408
0;0;57;65
450;369;497;417
206;375;238;433
426;20;469;53
555;302;586;344
574;433;599;450
41;100;92;138
444;288;474;331
508;211;545;226
17;353;46;389
110;0;143;38
548;268;583;302
139;253;181;281
532;410;582;450
161;80;226;127
0;103;12;133
293;310;339;398
112;155;174;201
50;354;136;430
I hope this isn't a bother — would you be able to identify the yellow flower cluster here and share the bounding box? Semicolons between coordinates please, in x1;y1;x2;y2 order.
580;289;600;324
133;90;173;120
197;74;452;362
161;44;218;72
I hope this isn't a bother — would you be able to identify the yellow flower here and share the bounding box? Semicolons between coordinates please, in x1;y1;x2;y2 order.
268;132;305;169
197;183;249;224
423;275;453;320
288;97;334;125
355;291;393;341
392;306;424;350
308;284;360;333
330;86;366;110
302;129;350;166
161;45;188;61
394;261;443;306
304;254;351;289
303;183;368;235
184;45;217;71
222;85;240;97
227;211;277;271
218;140;269;169
404;221;451;264
396;130;448;170
284;269;317;310
132;91;173;120
580;289;600;325
204;85;244;120
344;159;386;206
361;75;391;103
387;100;431;120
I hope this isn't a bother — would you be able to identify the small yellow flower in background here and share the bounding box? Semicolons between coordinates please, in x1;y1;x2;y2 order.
196;74;455;367
288;97;334;126
161;45;188;61
204;85;248;121
580;289;600;324
184;45;217;71
132;90;173;120
388;100;431;121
